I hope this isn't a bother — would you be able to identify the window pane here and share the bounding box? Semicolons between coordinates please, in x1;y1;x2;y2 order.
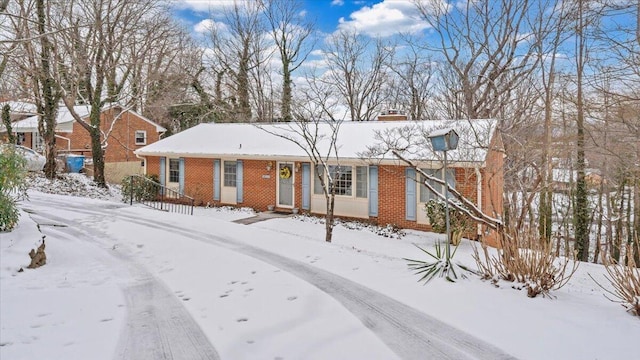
356;166;368;198
329;165;352;196
314;165;324;195
419;168;455;202
224;161;236;187
135;131;146;144
169;159;180;183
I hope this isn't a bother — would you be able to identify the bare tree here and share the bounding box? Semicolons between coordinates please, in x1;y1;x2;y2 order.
54;0;166;187
384;37;436;120
323;29;391;121
208;1;267;122
258;72;344;242
7;0;61;178
262;0;314;121
414;0;540;124
530;0;576;242
571;0;603;261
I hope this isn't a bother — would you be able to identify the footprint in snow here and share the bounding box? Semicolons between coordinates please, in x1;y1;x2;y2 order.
245;288;253;292
36;313;51;318
219;294;229;298
287;296;297;301
182;297;190;301
100;318;113;322
237;317;249;322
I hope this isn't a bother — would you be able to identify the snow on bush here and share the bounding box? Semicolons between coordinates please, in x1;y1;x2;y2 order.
26;172;121;200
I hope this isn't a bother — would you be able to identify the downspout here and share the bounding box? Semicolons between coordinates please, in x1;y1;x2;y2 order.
475;167;483;239
135;153;146;175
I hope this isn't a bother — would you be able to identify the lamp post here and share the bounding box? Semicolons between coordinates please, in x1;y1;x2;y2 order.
428;128;459;266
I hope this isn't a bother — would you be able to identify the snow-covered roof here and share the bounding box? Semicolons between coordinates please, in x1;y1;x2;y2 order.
0;101;37;114
136;119;498;165
3;104;166;133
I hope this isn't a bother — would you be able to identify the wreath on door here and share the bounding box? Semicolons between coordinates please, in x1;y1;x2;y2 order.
279;165;292;179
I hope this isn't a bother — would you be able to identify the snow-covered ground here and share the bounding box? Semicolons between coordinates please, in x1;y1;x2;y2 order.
1;174;638;359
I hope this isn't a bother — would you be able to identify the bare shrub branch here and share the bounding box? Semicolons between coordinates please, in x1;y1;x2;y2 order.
473;228;579;298
591;247;640;316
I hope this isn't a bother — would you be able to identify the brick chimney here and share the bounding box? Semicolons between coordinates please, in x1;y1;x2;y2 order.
377;109;408;121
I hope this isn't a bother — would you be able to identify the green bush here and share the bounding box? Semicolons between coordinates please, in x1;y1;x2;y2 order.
425;199;474;245
121;174;160;203
0;145;27;232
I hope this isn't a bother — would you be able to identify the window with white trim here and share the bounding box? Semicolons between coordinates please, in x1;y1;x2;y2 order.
329;165;352;196
135;130;147;145
355;166;368;198
169;159;180;183
224;161;237;187
419;168;455;203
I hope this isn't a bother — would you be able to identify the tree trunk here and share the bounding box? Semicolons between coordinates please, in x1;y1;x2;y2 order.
36;0;58;179
574;0;590;261
281;59;292;121
594;180;604;263
2;105;14;144
324;192;335;243
88;102;107;187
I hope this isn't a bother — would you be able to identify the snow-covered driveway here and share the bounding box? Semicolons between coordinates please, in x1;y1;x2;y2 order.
6;193;513;360
4;190;639;360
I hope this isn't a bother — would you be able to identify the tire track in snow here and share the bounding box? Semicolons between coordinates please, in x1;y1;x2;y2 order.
27;196;516;360
29;208;221;360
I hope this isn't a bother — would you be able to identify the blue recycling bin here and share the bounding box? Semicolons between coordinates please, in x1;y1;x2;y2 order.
66;155;85;173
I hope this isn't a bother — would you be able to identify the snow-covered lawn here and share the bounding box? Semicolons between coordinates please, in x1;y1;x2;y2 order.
1;175;638;359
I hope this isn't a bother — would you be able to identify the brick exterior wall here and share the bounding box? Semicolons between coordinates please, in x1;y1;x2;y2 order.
141;133;504;246
45;108;162;163
243;159;277;211
183;158;214;205
146;156;160;180
377;165;428;230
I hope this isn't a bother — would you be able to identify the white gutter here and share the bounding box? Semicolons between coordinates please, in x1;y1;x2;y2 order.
55;134;71;151
135;153;147;175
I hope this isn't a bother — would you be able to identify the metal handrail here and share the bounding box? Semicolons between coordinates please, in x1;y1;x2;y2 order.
128;175;194;215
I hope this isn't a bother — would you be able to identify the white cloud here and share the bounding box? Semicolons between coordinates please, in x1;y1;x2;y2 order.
193;18;228;33
331;0;345;6
337;0;431;37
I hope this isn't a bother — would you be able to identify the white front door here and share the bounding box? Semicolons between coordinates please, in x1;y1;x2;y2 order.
277;162;294;208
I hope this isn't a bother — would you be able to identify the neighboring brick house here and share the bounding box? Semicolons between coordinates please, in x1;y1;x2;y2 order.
1;104;166;182
136;119;504;245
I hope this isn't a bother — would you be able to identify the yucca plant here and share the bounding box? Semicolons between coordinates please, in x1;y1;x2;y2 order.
405;242;475;283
